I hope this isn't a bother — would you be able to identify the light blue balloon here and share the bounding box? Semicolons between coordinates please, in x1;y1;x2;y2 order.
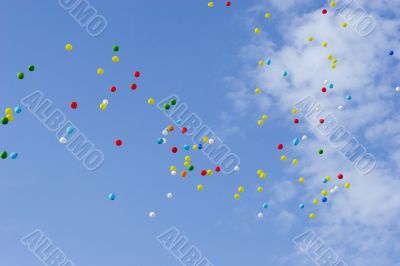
10;152;18;159
283;71;288;77
346;95;352;100
262;203;269;209
66;126;74;135
183;144;190;150
299;203;304;209
329;83;334;89
293;138;300;146
108;193;116;201
266;59;272;65
14;106;22;114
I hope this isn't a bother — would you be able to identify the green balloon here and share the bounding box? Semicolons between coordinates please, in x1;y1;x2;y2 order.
170;99;177;105
113;45;119;52
17;72;24;79
318;149;324;155
28;65;35;71
1;151;7;159
1;117;9;125
164;103;170;110
188;165;194;171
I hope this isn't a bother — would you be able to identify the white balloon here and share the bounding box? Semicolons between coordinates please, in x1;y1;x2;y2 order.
330;189;335;194
323;80;329;85
167;193;173;199
162;129;168;136
396;87;400;93
102;99;109;105
301;135;308;141
59;137;67;144
338;105;344;110
257;213;264;220
234;165;240;172
149;211;156;218
171;171;177;176
208;139;215;144
315;107;320;112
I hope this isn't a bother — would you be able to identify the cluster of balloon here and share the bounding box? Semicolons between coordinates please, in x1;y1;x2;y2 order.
17;64;35;80
207;1;231;7
164;98;177;110
258;114;268;126
59;126;75;144
2;106;21;125
100;99;109;110
307;37;338;69
1;150;18;160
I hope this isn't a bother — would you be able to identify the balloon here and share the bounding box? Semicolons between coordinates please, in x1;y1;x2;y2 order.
257;186;263;192
330;1;337;7
322;9;327;14
258;120;264;126
329;83;334;88
181;127;188;134
345;95;352;100
10;152;18;159
342;22;348;27
257;213;264;220
1;151;8;159
322;87;327;93
183;161;190;167
102;99;109;105
263;203;269;209
321;190;328;196
207;170;213;176
171;147;178;153
188;165;194;171
293;138;300;145
28;65;35;72
292;159;299;165
265;13;271;18
14;107;22;114
162;129;168;136
207;2;214;7
259;172;266;179
234;165;240;172
208;139;215;144
280;155;287;161
66;127;74;135
255;88;262;94
262;114;268;120
277;144;284;150
115;139;123;146
313;199;318;205
318;149;324;155
65;43;73;51
258;60;265;66
171;170;177;176
344;183;351;188
254;28;261;34
198;143;203;150
299;177;305;183
184;155;191;161
17;72;24;79
59;137;67;144
112;56;119;63
302;135;308;141
322;197;328;202
337;173;344;179
283;71;288;77
134;71;141;78
308;36;313;42
167;193;173;199
149;211;156;218
113;45;119;52
299;203;304;209
389;51;394;56
183;144;190;150
170;165;176;171
338;105;344;110
309;213;315;219
164;103;170;110
322;42;328;47
215;166;221;172
266;59;272;65
97;68;104;75
226;1;231;6
203;136;209;143
108;193;116;200
181;171;187;177
396;87;400;93
170;99;177;105
238;186;244;193
319;119;325;124
111;86;117;92
293;118;299;124
197;184;204;191
131;83;138;90
292;108;298;115
234;193;240;199
167;125;174;132
1;117;9;125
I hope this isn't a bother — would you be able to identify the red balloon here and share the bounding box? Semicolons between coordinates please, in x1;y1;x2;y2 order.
226;1;231;6
277;144;284;150
338;173;344;179
70;102;78;109
294;118;299;124
171;147;178;153
322;9;327;14
134;71;141;78
215;166;221;172
130;83;138;90
181;127;188;134
111;86;117;92
115;139;123;146
201;170;207;176
319;119;325;124
321;87;327;93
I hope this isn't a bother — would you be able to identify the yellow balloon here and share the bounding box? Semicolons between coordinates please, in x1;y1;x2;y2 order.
308;36;313;42
313;199;318;205
255;88;262;94
6;114;13;121
257;186;263;193
327;54;333;60
322;42;328;47
99;103;107;110
292;159;299;165
97;68;104;75
258;60;265;66
5;108;12;115
112;55;120;63
330;1;337;7
193;144;198;150
291;108;298;115
309;213;315;219
203;136;209;143
342;22;348;27
299;177;305;183
254;28;261;34
65;43;73;51
234;193;240;199
321;190;328;196
344;183;351;188
280;155;287;161
264;13;271;19
257;170;263;175
259;172;266;179
207;170;213;176
262;114;268;120
184;155;191;161
238;186;244;193
170;165;176;171
183;161;190;167
331;64;337;69
207;2;214;8
147;98;155;105
197;184;204;191
258;120;264;126
325;175;331;181
332;58;338;63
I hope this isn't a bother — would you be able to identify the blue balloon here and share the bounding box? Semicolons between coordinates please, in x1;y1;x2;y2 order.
322;197;328;203
176;119;182;125
345;95;352;100
299;203;305;209
262;203;269;209
389;50;394;56
323;178;328;183
157;138;163;144
293;138;300;146
266;59;272;65
14;106;22;114
108;193;116;201
198;143;203;150
183;144;190;150
329;83;334;89
10;152;18;159
66;126;74;135
283;71;288;77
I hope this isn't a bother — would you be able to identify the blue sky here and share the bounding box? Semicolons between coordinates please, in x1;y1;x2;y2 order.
1;0;400;265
